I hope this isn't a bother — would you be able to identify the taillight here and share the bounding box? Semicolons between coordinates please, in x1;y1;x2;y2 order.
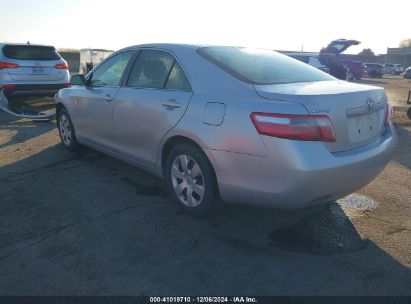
251;112;336;142
55;62;68;69
63;83;71;88
384;101;393;126
3;84;16;89
0;61;19;69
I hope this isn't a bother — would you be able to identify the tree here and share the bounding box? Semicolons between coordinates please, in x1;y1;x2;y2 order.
399;38;411;48
358;48;375;56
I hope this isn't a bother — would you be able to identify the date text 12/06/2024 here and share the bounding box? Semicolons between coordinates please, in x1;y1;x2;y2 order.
150;297;258;303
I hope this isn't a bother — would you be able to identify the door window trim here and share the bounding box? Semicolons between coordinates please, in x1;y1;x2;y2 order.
86;50;137;88
121;48;193;92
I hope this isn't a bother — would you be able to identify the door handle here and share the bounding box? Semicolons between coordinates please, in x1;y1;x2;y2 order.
103;94;113;102
162;99;182;109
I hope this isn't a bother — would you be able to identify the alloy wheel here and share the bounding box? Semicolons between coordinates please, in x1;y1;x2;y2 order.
171;154;205;207
59;113;72;146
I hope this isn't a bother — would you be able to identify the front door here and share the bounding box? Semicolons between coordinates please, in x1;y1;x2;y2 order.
114;49;193;164
71;51;134;151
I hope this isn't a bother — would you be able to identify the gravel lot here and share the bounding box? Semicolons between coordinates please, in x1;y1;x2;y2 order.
0;76;410;295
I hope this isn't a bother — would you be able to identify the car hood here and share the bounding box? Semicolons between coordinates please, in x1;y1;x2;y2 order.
320;39;361;56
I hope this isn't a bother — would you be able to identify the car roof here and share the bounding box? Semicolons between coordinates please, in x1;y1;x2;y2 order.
0;42;56;48
118;43;292;53
119;43;203;53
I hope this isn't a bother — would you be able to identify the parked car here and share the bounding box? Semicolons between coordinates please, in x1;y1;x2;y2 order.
404;66;411;79
286;40;361;81
285;52;330;73
0;43;70;98
56;44;396;217
384;63;402;75
395;64;404;74
365;63;384;78
340;60;366;80
319;39;361;80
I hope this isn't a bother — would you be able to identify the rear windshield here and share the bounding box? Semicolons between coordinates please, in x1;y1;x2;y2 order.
2;45;61;61
198;47;334;85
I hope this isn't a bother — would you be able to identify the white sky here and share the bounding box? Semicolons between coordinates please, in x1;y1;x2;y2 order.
1;0;410;54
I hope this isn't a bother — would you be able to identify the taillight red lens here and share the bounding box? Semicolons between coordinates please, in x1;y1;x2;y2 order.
3;84;16;89
384;101;393;126
63;83;71;88
251;112;336;142
55;62;68;69
0;61;20;69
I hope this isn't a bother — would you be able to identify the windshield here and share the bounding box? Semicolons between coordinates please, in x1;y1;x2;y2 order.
3;45;61;61
198;47;334;85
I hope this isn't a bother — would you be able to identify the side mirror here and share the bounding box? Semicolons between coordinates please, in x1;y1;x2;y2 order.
70;74;86;86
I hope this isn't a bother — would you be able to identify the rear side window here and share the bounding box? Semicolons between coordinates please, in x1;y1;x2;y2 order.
127;50;192;91
127;50;174;89
165;62;191;91
2;45;61;60
198;47;334;85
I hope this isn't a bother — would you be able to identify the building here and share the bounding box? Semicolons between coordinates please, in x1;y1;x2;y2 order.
386;47;411;67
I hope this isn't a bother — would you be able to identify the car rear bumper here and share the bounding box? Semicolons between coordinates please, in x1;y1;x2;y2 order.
208;123;397;209
2;83;68;97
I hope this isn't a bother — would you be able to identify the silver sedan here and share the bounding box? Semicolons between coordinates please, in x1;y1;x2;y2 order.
55;44;397;217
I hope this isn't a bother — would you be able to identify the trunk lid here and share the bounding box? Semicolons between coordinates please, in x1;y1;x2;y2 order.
320;39;360;57
7;59;66;81
254;80;388;152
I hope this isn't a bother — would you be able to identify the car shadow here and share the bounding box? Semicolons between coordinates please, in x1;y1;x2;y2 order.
6;95;56;113
0;143;410;295
0;97;56;149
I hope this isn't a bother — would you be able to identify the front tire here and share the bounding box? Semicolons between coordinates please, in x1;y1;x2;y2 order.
57;108;80;152
166;144;218;218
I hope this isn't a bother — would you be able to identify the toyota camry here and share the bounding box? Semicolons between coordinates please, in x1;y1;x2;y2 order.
55;44;397;217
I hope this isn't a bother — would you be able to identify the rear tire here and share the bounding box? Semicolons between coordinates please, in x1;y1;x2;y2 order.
57;108;80;152
166;143;218;218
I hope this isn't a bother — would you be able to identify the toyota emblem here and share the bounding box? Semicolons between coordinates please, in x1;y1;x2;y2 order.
366;98;375;111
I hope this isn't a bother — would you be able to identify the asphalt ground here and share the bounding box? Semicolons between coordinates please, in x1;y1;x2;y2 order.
0;77;410;295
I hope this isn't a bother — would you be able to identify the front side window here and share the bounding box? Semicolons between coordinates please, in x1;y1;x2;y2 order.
198;47;335;85
127;50;174;89
89;51;134;87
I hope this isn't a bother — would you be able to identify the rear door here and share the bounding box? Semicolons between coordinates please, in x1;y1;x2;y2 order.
70;50;135;151
114;49;193;165
2;45;66;82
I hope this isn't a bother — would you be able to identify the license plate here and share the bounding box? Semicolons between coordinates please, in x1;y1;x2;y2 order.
348;113;381;143
32;67;44;73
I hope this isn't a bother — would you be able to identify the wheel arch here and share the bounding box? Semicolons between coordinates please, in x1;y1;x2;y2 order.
161;135;204;175
160;135;219;194
55;102;65;117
